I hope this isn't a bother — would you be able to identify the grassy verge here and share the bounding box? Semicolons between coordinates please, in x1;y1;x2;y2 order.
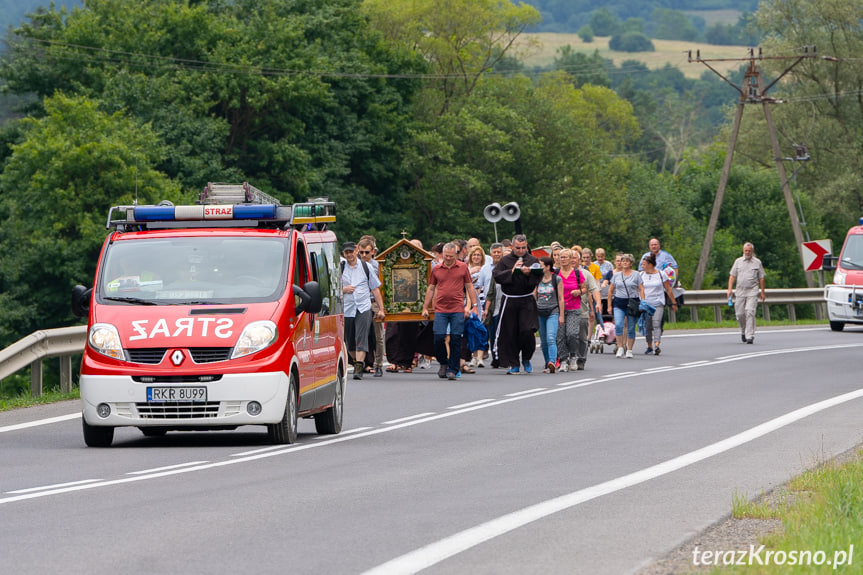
711;451;863;574
0;388;79;412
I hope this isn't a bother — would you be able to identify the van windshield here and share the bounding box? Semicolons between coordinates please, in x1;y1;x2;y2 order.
840;234;863;270
98;236;289;304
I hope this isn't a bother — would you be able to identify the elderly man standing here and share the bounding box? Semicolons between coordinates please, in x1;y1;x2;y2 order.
492;234;542;374
727;242;766;344
422;243;478;381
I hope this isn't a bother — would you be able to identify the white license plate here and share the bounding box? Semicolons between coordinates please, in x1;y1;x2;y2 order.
147;387;207;402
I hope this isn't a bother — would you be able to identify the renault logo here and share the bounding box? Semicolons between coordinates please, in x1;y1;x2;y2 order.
171;350;185;366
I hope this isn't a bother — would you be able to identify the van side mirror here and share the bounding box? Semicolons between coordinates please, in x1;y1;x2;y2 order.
292;282;323;315
71;285;92;318
302;281;323;314
822;254;837;272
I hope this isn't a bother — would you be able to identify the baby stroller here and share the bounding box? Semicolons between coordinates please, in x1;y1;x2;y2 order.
590;319;616;354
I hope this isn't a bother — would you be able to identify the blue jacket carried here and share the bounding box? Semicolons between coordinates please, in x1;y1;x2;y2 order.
465;312;489;352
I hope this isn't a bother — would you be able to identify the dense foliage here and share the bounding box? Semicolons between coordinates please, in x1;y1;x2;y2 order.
0;0;856;347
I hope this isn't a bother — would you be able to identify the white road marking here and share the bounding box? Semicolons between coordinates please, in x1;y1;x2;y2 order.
3;342;862;508
359;386;863;575
311;426;374;439
663;326;827;338
604;371;636;378
231;445;292;456
448;399;495;410
681;360;709;366
126;462;210;475
0;413;80;434
558;378;595;387
504;388;546;397
7;479;102;494
383;413;437;425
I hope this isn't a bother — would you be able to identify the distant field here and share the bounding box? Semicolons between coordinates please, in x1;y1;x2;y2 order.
519;33;752;79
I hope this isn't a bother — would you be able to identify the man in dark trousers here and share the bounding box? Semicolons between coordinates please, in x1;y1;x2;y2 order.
492;234;542;374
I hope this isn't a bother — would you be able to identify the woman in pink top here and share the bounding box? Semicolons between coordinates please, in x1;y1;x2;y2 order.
556;249;588;372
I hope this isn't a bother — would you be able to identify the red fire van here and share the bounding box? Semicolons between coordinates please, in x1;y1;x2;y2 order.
72;183;346;447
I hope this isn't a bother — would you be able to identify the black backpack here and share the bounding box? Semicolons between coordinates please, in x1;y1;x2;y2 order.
341;259;372;287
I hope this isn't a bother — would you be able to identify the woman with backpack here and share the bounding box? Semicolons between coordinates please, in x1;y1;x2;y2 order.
535;256;565;373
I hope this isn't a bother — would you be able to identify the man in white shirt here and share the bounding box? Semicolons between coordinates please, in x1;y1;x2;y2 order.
727;242;766;344
341;241;385;379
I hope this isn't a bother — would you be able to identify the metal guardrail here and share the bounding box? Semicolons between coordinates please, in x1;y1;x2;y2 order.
0;287;830;397
0;325;86;397
667;288;825;323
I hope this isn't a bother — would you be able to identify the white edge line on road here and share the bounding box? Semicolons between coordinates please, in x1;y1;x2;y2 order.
0;412;80;433
383;413;437;425
448;399;495;410
126;461;210;475
3;342;862;508
7;479;103;494
604;371;636;378
681;361;709;366
358;386;863;575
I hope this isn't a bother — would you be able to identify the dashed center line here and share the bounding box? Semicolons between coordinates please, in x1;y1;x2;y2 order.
383;413;437;425
127;461;210;475
505;388;547;397
448;399;495;410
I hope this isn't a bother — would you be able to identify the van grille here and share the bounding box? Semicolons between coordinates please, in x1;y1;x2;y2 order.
189;348;232;363
127;348;167;364
125;348;232;364
136;402;220;419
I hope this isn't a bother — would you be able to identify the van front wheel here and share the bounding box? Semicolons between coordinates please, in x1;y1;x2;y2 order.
268;376;298;444
829;321;845;332
83;419;114;447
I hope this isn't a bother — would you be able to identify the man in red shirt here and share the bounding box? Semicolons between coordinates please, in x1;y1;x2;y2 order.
422;243;478;380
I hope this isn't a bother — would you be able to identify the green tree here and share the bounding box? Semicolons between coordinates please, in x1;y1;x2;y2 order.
609;32;654;53
589;7;620;37
0;94;183;345
404;72;642;248
363;0;540;115
649;9;701;42
553;46;610;88
748;0;863;244
1;0;422;245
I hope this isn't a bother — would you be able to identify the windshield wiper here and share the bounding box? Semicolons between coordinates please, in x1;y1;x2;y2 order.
103;296;158;305
840;260;863;270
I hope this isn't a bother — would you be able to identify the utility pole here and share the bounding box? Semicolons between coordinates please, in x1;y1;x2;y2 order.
690;47;821;289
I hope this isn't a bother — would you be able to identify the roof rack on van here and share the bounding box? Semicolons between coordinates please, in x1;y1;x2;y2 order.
105;185;336;232
198;182;282;206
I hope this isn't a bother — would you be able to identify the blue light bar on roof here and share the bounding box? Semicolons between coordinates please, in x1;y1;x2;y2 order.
132;204;279;222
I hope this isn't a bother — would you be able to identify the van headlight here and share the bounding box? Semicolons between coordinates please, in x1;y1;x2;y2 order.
232;321;278;359
89;323;124;360
833;270;846;285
